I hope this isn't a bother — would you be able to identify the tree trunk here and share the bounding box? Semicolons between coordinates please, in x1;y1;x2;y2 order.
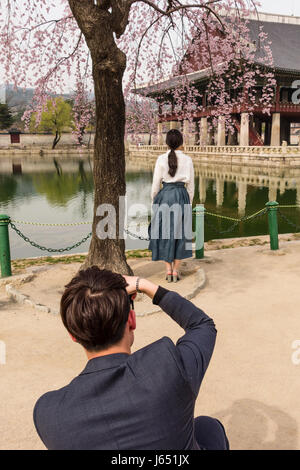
52;131;61;150
78;127;85;146
68;2;133;274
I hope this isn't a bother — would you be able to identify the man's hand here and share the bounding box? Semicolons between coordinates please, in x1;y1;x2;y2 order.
123;276;139;295
123;276;159;300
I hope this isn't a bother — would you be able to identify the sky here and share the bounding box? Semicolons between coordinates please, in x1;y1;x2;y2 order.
259;0;300;16
1;0;300;94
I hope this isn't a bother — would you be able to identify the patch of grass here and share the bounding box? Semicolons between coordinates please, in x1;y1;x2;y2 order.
205;238;270;251
10;250;152;275
248;239;268;246
126;249;151;258
11;255;87;274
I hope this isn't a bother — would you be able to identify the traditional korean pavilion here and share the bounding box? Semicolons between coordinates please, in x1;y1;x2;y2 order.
137;12;300;147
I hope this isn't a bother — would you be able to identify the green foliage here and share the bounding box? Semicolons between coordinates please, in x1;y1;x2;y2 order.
0;103;14;130
31;97;72;133
30;97;73;148
31;161;93;206
32;173;86;206
0;174;17;203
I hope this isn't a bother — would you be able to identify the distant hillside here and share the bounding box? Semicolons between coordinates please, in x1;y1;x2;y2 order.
0;84;72;111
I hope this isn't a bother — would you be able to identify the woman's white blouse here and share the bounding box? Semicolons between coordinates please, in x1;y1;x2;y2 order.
151;150;195;203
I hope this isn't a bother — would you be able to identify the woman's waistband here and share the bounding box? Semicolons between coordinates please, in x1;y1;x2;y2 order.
162;182;185;188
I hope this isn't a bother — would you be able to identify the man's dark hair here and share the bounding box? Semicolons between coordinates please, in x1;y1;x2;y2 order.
60;266;130;352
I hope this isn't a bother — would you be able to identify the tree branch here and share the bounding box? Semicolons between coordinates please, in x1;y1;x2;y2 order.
110;0;132;38
130;0;223;25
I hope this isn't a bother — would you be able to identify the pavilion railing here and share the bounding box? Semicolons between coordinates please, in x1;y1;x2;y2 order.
128;144;300;156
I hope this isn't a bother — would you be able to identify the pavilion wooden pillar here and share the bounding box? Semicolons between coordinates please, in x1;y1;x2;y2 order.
271;113;281;146
200;117;208;146
183;119;189;145
187;120;198;145
169;121;177;130
217;116;226;146
240;113;250;146
157;103;164;145
271;84;281;146
157;121;164;145
207;118;215;145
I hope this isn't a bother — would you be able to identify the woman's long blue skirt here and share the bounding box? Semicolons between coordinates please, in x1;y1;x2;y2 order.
148;182;193;262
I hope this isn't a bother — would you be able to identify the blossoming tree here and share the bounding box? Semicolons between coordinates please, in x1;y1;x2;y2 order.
0;0;275;273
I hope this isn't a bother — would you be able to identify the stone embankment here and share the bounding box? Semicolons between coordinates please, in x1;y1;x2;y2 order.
0;133;94;157
129;144;300;167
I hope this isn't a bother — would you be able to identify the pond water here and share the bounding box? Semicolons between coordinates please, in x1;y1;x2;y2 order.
0;155;300;259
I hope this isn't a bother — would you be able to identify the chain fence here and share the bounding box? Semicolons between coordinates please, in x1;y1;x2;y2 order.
277;209;300;233
9;221;92;253
10;220;92;227
200;208;268;236
124;206;270;240
6;204;300;252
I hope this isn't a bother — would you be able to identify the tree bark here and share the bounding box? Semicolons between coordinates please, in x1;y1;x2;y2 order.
69;1;133;274
52;131;61;150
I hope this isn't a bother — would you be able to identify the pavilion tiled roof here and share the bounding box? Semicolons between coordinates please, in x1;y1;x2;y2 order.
136;15;300;96
248;19;300;73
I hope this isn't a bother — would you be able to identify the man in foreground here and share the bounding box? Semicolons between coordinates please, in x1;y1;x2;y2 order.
33;266;229;450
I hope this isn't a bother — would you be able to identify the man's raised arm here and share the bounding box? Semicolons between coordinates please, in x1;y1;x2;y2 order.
124;276;217;397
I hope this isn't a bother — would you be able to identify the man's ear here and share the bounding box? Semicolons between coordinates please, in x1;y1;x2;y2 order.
69;333;77;343
128;309;136;331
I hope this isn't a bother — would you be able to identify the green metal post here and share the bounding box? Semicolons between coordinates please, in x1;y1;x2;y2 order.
195;204;205;259
266;201;279;251
0;215;12;278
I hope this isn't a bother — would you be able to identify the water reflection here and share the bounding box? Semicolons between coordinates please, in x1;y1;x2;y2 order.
127;157;300;210
127;155;300;241
0;155;299;259
0;174;18;205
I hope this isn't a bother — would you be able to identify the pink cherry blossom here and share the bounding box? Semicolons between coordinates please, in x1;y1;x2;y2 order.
0;1;275;142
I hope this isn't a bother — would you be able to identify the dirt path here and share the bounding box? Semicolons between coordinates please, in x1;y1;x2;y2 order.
0;241;300;449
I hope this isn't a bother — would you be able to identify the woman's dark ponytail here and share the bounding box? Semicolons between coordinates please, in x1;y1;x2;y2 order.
166;129;183;177
168;148;177;177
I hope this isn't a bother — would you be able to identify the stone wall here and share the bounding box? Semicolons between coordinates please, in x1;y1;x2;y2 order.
0;132;95;148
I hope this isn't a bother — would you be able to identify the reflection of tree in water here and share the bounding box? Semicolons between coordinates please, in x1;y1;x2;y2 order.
0;174;18;205
53;158;63;176
31;159;94;208
78;160;94;218
32;172;80;206
78;160;93;192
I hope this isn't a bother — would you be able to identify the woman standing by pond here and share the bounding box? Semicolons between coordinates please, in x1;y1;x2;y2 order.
149;129;194;282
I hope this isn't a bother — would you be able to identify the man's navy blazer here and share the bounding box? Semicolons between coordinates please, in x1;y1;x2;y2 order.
33;288;217;450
